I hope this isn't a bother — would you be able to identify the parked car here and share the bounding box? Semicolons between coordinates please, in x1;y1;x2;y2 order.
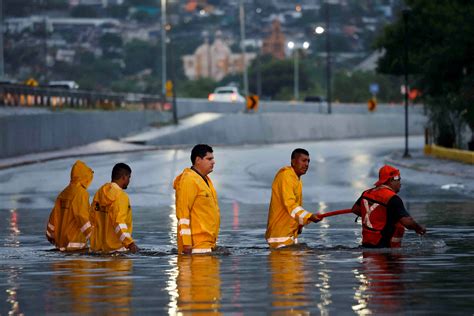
208;86;246;103
304;95;325;103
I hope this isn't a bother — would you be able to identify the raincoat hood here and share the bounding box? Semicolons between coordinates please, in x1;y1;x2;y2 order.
96;182;123;206
173;168;192;190
70;160;94;189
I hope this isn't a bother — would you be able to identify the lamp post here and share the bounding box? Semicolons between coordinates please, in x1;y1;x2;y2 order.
0;0;4;79
324;2;332;114
161;0;167;100
287;41;309;102
239;0;249;96
402;8;411;158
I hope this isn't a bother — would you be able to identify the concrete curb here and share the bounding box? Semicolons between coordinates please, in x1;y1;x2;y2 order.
385;150;474;179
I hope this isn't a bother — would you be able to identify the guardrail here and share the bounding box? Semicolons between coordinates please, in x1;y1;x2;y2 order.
0;83;167;110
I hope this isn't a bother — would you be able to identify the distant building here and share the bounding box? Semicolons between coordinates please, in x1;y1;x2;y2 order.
56;49;76;63
262;19;286;60
182;31;256;81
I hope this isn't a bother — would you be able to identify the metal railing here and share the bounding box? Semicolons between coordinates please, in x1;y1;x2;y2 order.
0;83;168;111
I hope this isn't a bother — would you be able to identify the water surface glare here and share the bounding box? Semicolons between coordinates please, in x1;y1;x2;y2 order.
1;137;473;314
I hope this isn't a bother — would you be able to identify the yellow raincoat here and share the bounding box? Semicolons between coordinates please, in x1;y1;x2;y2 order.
265;166;313;248
90;182;134;253
173;168;220;253
46;160;93;251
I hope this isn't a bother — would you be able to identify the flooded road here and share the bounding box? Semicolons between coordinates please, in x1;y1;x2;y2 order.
1;136;473;314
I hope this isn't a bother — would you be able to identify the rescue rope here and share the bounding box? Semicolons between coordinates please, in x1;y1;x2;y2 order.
316;208;353;219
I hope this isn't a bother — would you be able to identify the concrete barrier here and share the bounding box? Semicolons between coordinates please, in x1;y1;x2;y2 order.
424;144;474;164
176;98;425;117
142;112;427;146
0;110;171;158
1;99;426;159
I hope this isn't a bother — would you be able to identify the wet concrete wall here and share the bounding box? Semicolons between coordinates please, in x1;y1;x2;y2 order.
0;110;171;158
176;98;425;118
145;112;427;146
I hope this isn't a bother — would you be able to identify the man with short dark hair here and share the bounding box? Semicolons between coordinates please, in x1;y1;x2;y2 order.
265;148;321;248
173;144;220;254
90;163;139;253
351;165;426;248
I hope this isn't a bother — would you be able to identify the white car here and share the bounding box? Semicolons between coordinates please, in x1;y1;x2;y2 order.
208;86;246;103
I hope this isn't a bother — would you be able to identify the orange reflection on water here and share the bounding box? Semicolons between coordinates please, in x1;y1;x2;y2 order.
6;209;21;248
48;259;133;314
352;252;404;315
177;255;221;315
233;200;239;230
269;250;312;314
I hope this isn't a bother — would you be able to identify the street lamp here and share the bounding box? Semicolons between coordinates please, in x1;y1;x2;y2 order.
402;8;411;158
239;0;249;96
161;0;167;100
0;0;4;79
315;26;325;35
287;41;310;101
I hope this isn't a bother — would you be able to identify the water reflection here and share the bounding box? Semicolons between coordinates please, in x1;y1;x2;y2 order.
48;258;133;314
5;209;20;247
268;250;312;314
176;255;221;314
353;252;404;315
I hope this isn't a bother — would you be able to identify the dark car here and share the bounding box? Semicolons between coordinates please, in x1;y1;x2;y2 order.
304;95;325;102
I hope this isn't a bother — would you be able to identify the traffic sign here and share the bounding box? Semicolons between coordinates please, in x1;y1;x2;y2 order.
368;97;377;112
246;95;259;112
166;80;173;97
369;83;379;95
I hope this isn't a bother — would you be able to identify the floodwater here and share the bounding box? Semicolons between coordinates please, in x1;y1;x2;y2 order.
1;136;474;315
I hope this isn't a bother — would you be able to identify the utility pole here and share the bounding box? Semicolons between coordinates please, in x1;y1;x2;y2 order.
239;0;249;96
325;1;332;114
403;8;411;158
161;0;167;99
0;0;4;79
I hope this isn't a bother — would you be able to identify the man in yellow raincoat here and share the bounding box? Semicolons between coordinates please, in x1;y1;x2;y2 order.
46;160;94;251
90;163;139;253
265;148;321;248
173;144;220;254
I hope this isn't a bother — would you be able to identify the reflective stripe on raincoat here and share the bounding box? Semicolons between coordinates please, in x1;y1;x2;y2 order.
173;168;220;253
265;166;313;249
46;160;93;251
90;182;134;253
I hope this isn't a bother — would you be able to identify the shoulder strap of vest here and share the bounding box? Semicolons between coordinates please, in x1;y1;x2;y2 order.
361;187;391;207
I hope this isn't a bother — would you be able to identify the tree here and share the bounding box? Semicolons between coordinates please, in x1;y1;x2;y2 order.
248;55;313;100
333;70;403;103
375;0;474;148
123;40;159;75
177;78;218;98
70;5;98;18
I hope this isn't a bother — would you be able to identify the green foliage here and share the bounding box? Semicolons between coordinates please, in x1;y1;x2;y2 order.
44;0;69;10
5;0;34;16
375;0;474;147
70;5;98;18
123;40;159;75
177;78;218;98
100;33;123;49
333;70;403;103
106;5;130;19
131;10;153;22
248;55;313;100
127;0;157;6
